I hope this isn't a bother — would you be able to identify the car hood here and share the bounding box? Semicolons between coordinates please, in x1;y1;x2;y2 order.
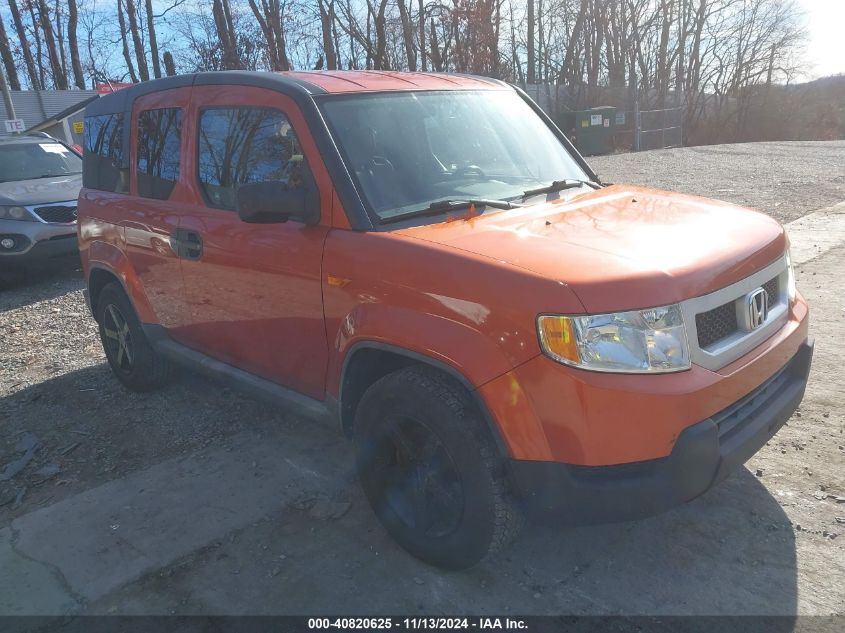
0;173;82;206
396;185;787;313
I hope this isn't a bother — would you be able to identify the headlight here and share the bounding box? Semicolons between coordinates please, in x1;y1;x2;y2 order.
786;250;796;303
537;304;690;373
0;206;37;222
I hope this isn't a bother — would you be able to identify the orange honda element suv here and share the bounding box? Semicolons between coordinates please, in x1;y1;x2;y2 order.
78;71;812;569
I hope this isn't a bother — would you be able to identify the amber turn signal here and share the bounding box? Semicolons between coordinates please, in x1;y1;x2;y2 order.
537;315;580;364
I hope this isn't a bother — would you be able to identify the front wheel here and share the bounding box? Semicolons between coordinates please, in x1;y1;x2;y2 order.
354;366;523;569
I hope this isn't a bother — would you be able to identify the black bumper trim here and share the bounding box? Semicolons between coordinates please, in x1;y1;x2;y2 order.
509;338;814;524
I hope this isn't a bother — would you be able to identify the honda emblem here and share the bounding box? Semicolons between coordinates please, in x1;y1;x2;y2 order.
746;288;769;330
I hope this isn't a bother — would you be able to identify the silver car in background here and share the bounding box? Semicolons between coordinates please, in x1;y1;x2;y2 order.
0;134;82;268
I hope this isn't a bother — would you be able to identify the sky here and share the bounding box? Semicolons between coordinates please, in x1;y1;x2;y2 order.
799;0;845;78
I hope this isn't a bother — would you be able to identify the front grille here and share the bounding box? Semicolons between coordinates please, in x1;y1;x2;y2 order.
712;362;791;442
696;275;780;349
696;301;738;348
33;205;77;223
762;277;778;303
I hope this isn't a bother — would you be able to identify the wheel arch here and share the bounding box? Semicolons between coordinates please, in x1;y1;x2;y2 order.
338;341;512;459
87;265;124;319
85;238;157;324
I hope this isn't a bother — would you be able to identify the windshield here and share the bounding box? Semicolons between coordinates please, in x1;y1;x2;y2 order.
0;141;82;183
320;90;590;222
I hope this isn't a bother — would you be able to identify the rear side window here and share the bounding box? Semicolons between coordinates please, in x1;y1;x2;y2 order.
197;107;307;210
136;108;182;200
83;113;127;193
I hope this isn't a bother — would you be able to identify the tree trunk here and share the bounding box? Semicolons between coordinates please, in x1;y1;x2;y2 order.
509;1;524;84
318;0;338;70
213;0;240;70
55;2;68;80
270;0;290;70
28;2;46;88
8;0;38;89
68;0;86;89
656;0;672;105
397;0;416;71
527;0;535;84
145;0;162;78
418;0;426;71
117;0;139;83
0;11;21;90
374;0;388;69
37;0;67;89
163;51;177;76
125;0;150;81
557;0;588;85
429;18;444;71
248;0;291;70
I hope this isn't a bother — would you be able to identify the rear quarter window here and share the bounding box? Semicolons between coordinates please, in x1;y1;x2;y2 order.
136;108;182;200
83;113;127;193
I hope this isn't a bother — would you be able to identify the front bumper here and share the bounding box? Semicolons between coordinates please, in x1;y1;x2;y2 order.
0;234;78;265
509;338;813;523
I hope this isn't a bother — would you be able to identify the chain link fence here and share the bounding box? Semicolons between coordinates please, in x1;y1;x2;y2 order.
634;106;683;151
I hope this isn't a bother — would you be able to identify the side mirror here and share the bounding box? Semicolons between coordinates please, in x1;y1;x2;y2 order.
236;181;319;225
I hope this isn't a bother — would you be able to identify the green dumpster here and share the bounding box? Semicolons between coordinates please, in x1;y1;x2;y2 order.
561;106;616;156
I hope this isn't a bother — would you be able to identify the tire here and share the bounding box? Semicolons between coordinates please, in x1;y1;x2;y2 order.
96;282;171;392
353;365;523;569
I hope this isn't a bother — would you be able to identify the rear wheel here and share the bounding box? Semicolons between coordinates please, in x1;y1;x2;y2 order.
96;282;170;391
354;365;523;569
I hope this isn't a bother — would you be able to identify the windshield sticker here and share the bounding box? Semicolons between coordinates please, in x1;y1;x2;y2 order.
40;143;69;154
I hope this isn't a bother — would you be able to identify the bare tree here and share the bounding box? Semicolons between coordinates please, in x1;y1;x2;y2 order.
36;0;68;88
248;0;291;70
117;0;140;83
146;0;163;78
125;0;150;81
8;0;39;88
68;0;86;88
527;0;535;83
163;51;178;76
317;0;338;69
0;11;21;90
213;0;241;69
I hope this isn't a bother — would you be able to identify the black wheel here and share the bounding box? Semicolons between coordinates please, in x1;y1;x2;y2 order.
96;282;171;391
354;365;523;569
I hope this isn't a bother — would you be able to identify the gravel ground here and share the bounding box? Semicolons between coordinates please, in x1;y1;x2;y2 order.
0;263;295;517
590;140;845;224
0;141;843;616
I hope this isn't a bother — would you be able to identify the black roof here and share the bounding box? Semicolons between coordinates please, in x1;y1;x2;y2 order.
85;72;327;117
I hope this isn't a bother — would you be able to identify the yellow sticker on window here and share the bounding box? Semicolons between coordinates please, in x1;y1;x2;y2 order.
72;121;84;134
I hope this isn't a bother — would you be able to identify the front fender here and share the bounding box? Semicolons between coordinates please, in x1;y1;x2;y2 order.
329;303;527;393
322;229;584;397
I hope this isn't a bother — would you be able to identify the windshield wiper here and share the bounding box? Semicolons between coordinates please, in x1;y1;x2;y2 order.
522;179;597;199
380;198;520;224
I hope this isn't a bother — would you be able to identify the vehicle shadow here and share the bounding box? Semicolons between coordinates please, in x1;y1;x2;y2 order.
247;456;799;619
0;366;798;621
0;258;83;313
509;470;798;617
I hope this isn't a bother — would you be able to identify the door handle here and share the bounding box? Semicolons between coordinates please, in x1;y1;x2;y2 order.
170;229;203;260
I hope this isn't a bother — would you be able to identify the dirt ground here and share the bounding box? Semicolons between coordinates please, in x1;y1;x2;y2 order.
0;141;843;618
590;140;845;224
